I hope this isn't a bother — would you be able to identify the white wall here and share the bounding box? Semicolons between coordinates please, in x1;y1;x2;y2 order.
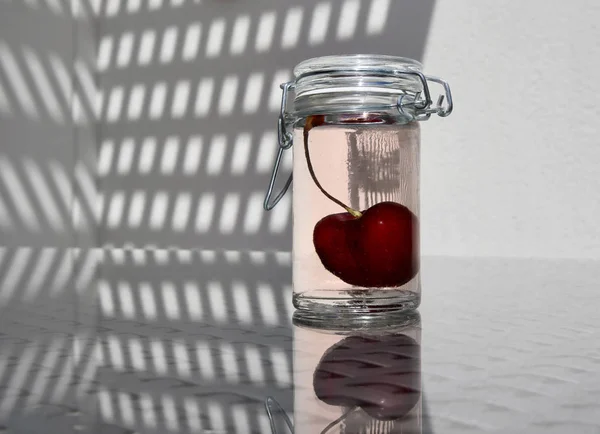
5;0;596;261
94;0;435;251
421;0;600;259
0;1;97;248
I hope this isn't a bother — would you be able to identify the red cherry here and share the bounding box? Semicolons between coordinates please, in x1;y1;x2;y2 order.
313;334;421;421
313;202;418;287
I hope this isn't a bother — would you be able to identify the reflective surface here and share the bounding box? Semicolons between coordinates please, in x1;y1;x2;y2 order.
294;311;423;433
1;252;600;433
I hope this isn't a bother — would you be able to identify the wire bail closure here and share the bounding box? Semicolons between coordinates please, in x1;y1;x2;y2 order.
263;82;295;211
263;73;453;211
397;73;453;120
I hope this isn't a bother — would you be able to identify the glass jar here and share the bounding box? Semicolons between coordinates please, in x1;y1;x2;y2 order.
265;55;453;314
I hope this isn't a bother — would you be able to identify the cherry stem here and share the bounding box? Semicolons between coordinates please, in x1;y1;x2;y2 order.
304;116;362;218
320;406;360;434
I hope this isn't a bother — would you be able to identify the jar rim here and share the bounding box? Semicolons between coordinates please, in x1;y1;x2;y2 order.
293;54;423;79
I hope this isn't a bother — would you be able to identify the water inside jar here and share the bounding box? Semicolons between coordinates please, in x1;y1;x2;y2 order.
292;121;420;302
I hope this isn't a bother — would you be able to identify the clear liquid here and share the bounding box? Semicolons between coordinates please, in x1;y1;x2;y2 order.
293;122;421;312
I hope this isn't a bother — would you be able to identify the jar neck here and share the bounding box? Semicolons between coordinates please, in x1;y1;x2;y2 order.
292;90;419;124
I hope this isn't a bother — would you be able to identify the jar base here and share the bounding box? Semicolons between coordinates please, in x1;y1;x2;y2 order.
293;288;420;315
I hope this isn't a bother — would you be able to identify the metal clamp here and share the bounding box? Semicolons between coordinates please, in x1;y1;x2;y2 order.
398;73;453;121
264;82;295;211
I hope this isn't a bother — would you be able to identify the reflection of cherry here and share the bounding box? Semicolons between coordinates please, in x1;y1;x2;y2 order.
314;202;418;287
313;334;421;421
304;115;419;287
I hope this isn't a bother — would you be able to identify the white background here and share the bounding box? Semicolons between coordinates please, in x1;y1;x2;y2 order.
421;0;600;259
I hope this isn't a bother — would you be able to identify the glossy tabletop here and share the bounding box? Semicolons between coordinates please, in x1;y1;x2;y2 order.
0;250;599;433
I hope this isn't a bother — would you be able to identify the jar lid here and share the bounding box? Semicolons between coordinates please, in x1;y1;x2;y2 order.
286;54;452;121
294;54;422;77
294;54;424;96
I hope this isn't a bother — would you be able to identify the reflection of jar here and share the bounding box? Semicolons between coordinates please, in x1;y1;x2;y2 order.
265;55;453;314
293;311;422;434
